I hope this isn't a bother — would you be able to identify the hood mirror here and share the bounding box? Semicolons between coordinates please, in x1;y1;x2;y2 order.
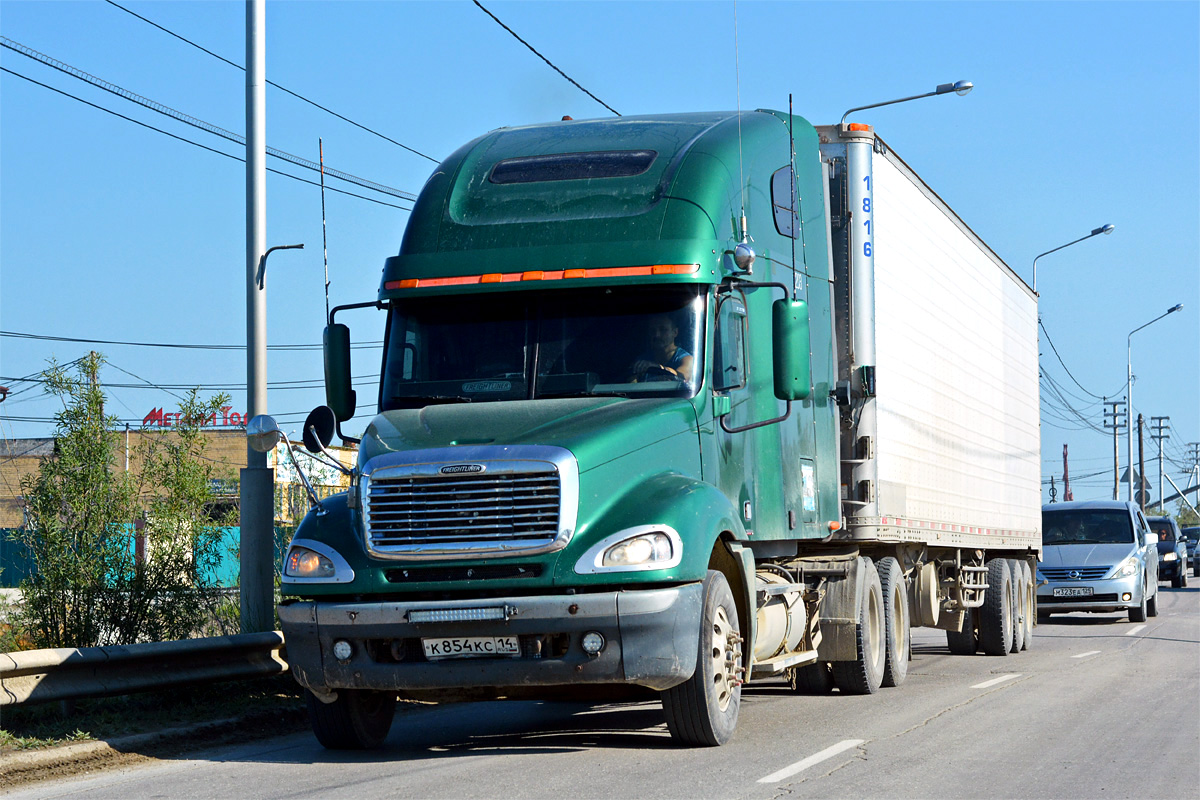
303;405;337;454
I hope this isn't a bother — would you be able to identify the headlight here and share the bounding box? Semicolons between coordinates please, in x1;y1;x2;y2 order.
603;532;673;567
282;539;355;583
574;525;683;574
1114;556;1139;577
1163;552;1178;561
285;546;336;578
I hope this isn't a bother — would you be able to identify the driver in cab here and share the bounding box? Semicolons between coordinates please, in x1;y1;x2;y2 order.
629;313;694;383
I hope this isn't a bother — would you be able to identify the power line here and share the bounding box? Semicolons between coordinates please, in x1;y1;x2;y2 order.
0;66;410;211
1039;319;1125;400
472;0;620;117
1;329;383;352
103;0;439;163
1;37;417;202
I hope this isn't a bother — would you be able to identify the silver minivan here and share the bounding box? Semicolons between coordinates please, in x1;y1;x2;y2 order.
1037;500;1159;622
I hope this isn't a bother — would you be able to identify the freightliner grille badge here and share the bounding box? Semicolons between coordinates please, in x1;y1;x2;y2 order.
440;464;486;475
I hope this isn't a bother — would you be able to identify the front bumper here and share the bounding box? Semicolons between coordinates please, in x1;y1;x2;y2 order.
278;584;703;695
1037;572;1144;613
1159;558;1182;579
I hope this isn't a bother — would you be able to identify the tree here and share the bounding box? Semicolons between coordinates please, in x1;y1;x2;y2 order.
13;354;237;648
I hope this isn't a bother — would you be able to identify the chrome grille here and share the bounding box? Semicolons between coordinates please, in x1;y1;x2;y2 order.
367;470;560;547
1040;566;1111;581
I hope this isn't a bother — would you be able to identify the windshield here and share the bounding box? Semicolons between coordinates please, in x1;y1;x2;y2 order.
1148;521;1176;541
380;285;706;410
1042;509;1135;545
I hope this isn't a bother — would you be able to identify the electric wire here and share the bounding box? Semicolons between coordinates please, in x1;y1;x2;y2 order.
0;38;417;202
1;330;383;352
1039;319;1127;400
0;66;410;211
471;0;619;116
103;0;439;163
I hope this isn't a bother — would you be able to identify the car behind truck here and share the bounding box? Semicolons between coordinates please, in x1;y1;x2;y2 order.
254;110;1042;748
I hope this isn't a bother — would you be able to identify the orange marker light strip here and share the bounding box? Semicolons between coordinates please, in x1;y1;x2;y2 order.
385;263;699;290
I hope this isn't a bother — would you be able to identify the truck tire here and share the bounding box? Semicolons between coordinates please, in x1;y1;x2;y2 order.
1129;578;1148;622
1019;561;1034;651
788;661;834;694
877;557;909;687
831;558;885;694
661;570;742;746
1007;559;1025;654
306;689;396;750
979;559;1013;656
946;607;977;655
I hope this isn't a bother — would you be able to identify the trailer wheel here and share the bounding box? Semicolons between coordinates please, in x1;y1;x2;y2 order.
306;689;395;750
831;558;885;694
877;557;909;687
661;570;742;746
979;559;1013;656
788;661;834;694
1019;561;1034;651
1007;559;1025;654
946;607;977;655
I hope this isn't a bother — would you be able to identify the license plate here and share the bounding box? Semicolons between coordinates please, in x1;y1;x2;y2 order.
422;636;520;660
1053;587;1093;597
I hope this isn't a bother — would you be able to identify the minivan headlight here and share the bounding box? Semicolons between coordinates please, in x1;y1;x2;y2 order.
1163;552;1178;561
1114;556;1139;578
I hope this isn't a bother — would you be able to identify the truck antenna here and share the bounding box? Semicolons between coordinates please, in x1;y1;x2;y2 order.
319;138;331;323
734;0;746;240
789;94;797;299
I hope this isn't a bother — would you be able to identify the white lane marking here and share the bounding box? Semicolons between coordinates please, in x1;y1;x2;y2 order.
1072;650;1102;658
1125;625;1147;636
757;739;866;783
971;673;1020;689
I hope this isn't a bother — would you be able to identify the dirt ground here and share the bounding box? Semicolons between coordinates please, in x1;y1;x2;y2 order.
1;705;310;790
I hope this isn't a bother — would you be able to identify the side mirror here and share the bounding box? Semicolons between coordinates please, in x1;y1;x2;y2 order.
772;299;811;401
246;414;283;453
303;405;337;454
1146;533;1159;546
323;323;357;422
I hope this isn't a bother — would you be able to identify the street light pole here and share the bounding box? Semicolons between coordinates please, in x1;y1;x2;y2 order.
1126;303;1184;502
1031;224;1114;295
840;80;973;125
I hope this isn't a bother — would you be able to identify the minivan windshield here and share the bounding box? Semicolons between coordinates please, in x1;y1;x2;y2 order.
1148;521;1176;541
1042;509;1135;545
380;285;706;410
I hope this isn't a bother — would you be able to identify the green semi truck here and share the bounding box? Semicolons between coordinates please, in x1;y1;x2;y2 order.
254;110;1042;748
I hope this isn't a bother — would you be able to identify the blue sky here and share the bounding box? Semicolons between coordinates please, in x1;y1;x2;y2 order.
1;1;1197;506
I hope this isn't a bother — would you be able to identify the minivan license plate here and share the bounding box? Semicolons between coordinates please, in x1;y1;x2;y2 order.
1052;587;1093;597
422;636;520;660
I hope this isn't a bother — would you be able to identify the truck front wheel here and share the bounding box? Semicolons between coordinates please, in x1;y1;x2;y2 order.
306;688;396;750
661;570;743;746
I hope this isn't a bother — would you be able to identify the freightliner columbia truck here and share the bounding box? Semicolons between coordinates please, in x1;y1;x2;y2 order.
251;110;1042;749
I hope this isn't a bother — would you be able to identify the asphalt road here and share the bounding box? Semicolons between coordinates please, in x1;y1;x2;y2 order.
9;584;1199;800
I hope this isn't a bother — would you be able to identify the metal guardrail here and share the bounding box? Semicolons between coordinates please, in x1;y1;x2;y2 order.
0;631;288;707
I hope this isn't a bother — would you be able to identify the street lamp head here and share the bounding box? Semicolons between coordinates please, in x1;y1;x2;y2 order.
1168;303;1183;314
936;80;974;96
1092;223;1115;236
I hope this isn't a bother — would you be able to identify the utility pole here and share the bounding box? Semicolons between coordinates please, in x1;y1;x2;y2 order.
1103;398;1126;500
1137;414;1146;511
1150;416;1169;514
1062;444;1073;501
1187;442;1200;494
240;0;274;634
